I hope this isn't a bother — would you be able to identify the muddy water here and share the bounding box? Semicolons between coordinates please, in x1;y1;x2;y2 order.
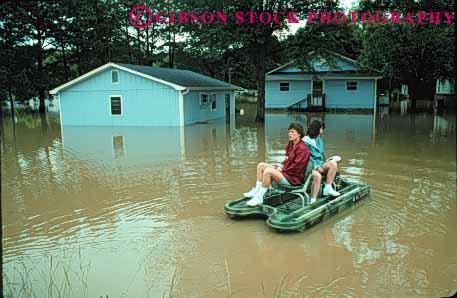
2;111;456;298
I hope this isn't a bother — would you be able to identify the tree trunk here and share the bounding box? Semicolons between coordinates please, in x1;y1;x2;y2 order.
39;89;46;114
0;106;5;151
37;50;46;114
150;22;156;63
60;42;69;81
136;29;141;63
37;30;46;115
145;27;150;57
388;78;392;103
108;23;112;62
168;28;175;68
255;43;267;123
8;85;15;120
408;78;420;112
172;32;175;68
76;44;82;76
224;56;232;83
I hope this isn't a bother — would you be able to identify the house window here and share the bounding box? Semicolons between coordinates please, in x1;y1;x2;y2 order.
200;93;209;110
401;84;409;95
112;135;125;158
110;96;122;115
437;79;455;94
200;94;209;104
112;70;119;84
280;82;289;91
210;94;217;110
346;81;358;91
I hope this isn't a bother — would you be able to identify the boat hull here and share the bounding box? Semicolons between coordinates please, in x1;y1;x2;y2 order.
224;179;370;232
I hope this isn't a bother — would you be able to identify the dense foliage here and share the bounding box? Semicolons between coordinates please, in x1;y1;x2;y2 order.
0;0;454;118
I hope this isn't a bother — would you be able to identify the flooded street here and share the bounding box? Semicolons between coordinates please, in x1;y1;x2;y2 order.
2;110;456;298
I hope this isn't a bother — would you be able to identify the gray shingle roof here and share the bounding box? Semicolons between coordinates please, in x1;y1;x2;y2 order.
117;63;240;89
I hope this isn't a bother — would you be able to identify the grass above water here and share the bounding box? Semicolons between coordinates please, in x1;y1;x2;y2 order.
3;249;91;298
4;252;349;298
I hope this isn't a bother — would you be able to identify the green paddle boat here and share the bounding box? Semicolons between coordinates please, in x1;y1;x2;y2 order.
224;161;371;232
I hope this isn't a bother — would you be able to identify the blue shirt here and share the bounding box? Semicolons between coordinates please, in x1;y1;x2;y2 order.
302;135;325;169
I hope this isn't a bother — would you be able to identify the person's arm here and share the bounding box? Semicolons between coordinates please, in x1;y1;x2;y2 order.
281;142;291;167
320;137;325;160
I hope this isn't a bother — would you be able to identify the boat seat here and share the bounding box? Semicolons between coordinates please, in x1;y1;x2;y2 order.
272;160;314;192
267;160;341;207
266;160;315;206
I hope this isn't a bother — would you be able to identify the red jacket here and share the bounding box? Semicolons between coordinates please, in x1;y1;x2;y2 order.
281;141;310;185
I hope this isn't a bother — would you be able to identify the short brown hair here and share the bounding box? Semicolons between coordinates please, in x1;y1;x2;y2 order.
307;120;324;139
288;122;304;138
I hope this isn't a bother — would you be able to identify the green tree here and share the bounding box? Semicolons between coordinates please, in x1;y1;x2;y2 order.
177;0;341;122
281;22;363;71
357;0;455;111
2;1;62;114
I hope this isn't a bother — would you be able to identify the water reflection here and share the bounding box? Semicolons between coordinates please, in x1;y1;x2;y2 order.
60;119;237;169
2;110;456;298
62;125;185;167
433;113;456;137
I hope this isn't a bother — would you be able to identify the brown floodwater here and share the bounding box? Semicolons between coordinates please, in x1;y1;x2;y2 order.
1;109;456;298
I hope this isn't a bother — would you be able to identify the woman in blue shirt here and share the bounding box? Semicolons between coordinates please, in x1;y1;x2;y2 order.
302;120;340;203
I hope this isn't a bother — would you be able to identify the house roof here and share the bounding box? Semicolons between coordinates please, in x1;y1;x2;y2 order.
266;51;382;78
117;64;240;89
50;62;241;94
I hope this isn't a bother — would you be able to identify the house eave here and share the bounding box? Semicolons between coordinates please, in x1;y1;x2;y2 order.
266;50;382;77
266;75;383;81
266;60;297;75
321;76;383;80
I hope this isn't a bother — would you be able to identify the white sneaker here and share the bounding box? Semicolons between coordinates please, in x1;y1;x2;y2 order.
309;197;317;204
246;195;263;207
246;187;267;207
243;182;262;198
323;185;340;197
243;187;258;198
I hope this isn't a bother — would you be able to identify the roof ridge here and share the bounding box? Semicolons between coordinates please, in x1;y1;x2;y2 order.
267;51;382;75
50;62;242;94
118;63;241;89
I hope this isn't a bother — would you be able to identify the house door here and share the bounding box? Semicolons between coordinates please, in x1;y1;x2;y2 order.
311;79;323;106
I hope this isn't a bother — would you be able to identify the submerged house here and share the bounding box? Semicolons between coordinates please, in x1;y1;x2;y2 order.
49;63;240;126
265;52;382;111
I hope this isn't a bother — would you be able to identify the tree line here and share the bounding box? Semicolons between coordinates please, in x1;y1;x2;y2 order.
0;0;454;121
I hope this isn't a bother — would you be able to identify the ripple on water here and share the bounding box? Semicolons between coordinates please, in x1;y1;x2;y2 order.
2;113;456;296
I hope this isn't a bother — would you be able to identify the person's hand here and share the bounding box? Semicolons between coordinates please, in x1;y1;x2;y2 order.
272;165;282;171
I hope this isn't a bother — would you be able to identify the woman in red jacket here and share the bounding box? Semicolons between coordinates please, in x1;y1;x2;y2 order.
244;123;311;207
